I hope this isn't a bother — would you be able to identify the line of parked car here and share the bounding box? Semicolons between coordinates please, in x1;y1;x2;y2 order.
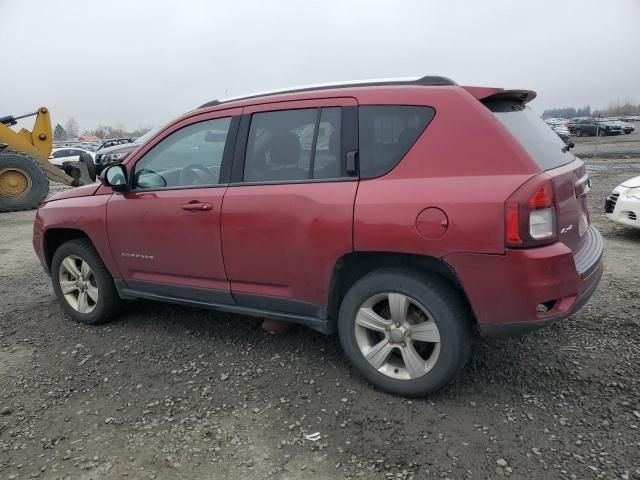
50;133;161;177
542;117;639;231
545;116;635;141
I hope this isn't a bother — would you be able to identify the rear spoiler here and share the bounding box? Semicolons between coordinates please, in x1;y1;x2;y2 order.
462;86;537;104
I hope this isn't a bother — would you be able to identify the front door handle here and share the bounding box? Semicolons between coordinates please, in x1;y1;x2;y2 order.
181;201;213;211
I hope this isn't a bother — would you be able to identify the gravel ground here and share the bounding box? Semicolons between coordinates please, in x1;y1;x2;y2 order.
0;132;639;480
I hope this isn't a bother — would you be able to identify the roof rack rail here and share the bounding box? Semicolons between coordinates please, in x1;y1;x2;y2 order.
198;75;457;109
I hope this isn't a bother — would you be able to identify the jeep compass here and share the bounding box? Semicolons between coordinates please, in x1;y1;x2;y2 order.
33;76;603;396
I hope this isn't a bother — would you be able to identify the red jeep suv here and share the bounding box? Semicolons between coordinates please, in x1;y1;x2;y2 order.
33;76;603;396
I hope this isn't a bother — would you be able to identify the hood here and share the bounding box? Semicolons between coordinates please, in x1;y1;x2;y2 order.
621;175;640;188
44;183;101;203
96;142;140;156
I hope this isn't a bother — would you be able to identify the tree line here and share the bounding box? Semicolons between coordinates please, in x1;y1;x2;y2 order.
53;118;152;141
543;98;640;119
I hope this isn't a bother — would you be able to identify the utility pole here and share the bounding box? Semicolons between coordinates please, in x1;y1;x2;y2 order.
594;113;601;160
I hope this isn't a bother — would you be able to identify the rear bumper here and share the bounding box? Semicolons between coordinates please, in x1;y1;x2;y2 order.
478;259;602;337
445;226;604;338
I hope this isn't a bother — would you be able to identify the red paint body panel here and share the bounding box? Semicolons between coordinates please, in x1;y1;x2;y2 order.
221;181;358;305
354;88;538;256
43;183;101;202
33;194;119;276
444;241;601;327
106;187;229;291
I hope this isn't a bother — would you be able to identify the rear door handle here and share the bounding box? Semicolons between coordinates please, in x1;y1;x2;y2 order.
181;201;213;211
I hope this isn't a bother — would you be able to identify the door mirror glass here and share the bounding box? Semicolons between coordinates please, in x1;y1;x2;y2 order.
100;164;128;191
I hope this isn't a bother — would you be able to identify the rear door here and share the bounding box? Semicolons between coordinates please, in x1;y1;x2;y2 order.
221;98;358;313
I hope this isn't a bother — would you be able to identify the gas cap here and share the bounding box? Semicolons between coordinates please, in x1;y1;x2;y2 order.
415;207;449;240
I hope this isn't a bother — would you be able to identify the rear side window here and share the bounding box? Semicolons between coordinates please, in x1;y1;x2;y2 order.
488;101;573;171
243;107;342;183
358;106;435;179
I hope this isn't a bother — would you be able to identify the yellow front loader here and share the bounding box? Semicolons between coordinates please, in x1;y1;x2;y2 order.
0;107;91;212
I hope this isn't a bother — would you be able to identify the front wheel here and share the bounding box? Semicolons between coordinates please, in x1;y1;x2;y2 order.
51;238;123;325
574;129;583;137
338;269;471;397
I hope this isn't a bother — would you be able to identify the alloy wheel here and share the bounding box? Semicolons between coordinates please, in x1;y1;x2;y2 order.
58;255;98;314
354;292;441;380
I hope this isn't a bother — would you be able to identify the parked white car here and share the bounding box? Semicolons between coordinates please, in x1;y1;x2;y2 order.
605;176;640;228
49;147;95;167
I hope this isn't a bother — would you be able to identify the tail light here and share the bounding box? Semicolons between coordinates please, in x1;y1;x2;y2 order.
505;175;558;248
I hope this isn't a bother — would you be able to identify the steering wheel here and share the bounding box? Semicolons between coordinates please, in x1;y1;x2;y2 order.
136;168;167;188
179;164;214;186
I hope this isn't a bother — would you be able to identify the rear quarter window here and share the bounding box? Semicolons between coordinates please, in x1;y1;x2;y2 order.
359;105;435;179
487;101;573;171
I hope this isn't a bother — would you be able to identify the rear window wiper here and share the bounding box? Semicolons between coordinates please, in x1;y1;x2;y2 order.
562;142;575;153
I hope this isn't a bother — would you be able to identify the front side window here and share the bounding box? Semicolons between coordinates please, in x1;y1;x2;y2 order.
134;117;231;189
243;107;342;182
359;106;435;179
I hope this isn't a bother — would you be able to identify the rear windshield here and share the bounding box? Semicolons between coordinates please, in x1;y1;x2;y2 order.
487;101;573;171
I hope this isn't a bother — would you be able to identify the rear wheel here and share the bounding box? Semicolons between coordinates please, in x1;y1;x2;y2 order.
574;129;583;137
51;238;123;325
0;151;49;212
338;269;471;397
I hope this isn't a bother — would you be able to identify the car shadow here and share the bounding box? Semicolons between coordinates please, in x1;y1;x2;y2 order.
113;299;549;400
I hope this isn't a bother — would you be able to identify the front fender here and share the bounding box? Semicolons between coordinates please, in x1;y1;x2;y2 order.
37;194;119;278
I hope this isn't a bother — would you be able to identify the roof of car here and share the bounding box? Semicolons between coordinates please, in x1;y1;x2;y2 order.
52;146;91;152
198;76;457;109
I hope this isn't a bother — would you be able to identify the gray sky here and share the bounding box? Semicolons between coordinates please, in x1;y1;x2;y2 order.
2;0;639;132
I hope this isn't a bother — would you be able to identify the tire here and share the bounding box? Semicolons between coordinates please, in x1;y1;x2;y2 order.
338;269;472;397
0;151;49;212
51;238;124;325
574;129;582;137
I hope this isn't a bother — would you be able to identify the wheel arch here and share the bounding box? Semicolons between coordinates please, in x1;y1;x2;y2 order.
43;228;93;271
327;251;476;330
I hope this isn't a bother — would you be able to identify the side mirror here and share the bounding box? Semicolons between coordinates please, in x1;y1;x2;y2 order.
99;164;129;192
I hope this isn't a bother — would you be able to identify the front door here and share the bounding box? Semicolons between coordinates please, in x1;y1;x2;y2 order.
107;110;240;304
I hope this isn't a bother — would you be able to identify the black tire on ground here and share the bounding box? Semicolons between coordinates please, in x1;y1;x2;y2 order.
574;129;583;137
0;151;49;212
80;152;97;182
338;269;472;397
51;238;124;325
